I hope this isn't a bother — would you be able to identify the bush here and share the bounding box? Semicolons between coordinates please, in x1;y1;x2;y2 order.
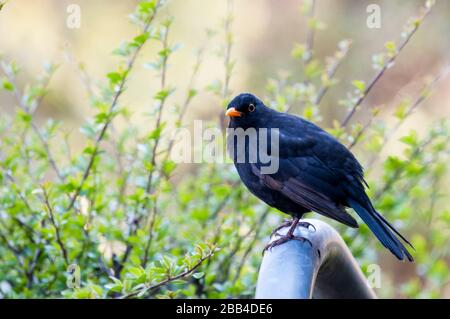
0;0;448;298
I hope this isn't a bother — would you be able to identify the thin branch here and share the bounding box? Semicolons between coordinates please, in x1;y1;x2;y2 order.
121;249;216;299
165;45;206;158
0;63;62;180
0;229;24;265
232;208;270;283
207;180;240;222
314;40;352;106
222;0;234;101
384;64;449;139
218;0;235;130
366;63;449;166
303;0;316;65
144;23;171;197
341;3;433;127
141;198;158;267
374;136;433;201
66;4;161;212
42;187;69;266
140;37;207;268
220;217;258;282
64;50;97;99
0;224;31;285
26;248;43;289
287;0;317;113
347;110;378;150
30;67;55;115
2;168;51;288
140;23;172;267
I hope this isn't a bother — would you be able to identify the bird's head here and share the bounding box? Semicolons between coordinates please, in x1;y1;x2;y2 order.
225;93;268;128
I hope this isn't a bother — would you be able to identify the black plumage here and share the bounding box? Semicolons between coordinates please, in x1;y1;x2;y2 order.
226;93;413;261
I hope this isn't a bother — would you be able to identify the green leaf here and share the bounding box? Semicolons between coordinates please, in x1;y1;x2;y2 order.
352;80;366;93
304;60;322;79
148;124;165;140
192;272;205;279
138;0;157;15
291;43;306;59
2;79;14;91
133;32;149;47
83;145;97;156
107;72;122;85
385;41;397;57
127;266;145;279
400;131;418;146
16;110;31;124
162;160;177;176
73;288;92;299
394;100;410;119
154;89;171;101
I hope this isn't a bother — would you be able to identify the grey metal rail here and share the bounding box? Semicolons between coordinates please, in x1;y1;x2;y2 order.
255;218;376;299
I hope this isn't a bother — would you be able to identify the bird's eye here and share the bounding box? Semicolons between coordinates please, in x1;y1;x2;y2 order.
248;103;256;112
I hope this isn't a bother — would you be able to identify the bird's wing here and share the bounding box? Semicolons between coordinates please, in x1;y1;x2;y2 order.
303;122;368;188
276;116;368;188
251;152;359;228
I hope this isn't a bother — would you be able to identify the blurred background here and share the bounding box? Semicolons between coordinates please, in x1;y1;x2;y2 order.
0;0;449;298
1;0;449;133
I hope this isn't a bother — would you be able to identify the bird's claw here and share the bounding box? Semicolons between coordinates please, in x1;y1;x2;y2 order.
270;219;293;237
263;234;313;255
298;221;316;232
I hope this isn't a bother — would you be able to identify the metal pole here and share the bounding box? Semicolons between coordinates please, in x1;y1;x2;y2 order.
255;218;376;299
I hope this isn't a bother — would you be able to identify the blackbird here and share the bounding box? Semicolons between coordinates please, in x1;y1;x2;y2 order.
226;93;413;261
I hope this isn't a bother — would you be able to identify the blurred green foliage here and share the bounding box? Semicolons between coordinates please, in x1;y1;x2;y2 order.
0;0;449;298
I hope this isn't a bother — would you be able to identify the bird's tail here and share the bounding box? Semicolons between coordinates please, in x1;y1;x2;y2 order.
348;198;414;262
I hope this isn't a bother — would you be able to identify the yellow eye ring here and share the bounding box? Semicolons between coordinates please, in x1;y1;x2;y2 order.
248;104;256;112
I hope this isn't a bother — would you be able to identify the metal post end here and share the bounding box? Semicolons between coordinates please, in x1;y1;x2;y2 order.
256;218;377;299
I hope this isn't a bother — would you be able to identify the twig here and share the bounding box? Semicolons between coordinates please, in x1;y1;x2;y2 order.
222;0;234;101
42;187;69;265
232;208;270;283
208;180;240;222
165;45;206;158
66;4;161;212
0;230;24;265
64;50;97;99
0;63;62;180
2;169;51;288
341;2;433;127
26;248;43;289
141;39;206;267
218;0;235;130
374;136;434;200
366;63;449;166
219;218;257;282
140;22;172;267
347;110;378;150
141;198;158;267
303;0;316;65
144;22;171;197
121;249;215;299
314;40;352;105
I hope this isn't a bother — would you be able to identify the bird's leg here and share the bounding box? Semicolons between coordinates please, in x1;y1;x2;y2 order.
286;217;300;237
271;218;316;238
264;217;313;254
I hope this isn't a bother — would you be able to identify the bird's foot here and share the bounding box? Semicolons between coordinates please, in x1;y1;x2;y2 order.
271;220;316;238
263;234;313;255
270;219;293;238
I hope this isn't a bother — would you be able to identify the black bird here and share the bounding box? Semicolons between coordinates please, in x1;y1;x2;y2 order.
226;93;413;261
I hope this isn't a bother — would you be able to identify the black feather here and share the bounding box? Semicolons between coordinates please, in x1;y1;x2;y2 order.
227;93;414;262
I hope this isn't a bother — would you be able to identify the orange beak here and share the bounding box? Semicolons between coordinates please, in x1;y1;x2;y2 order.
225;107;243;117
